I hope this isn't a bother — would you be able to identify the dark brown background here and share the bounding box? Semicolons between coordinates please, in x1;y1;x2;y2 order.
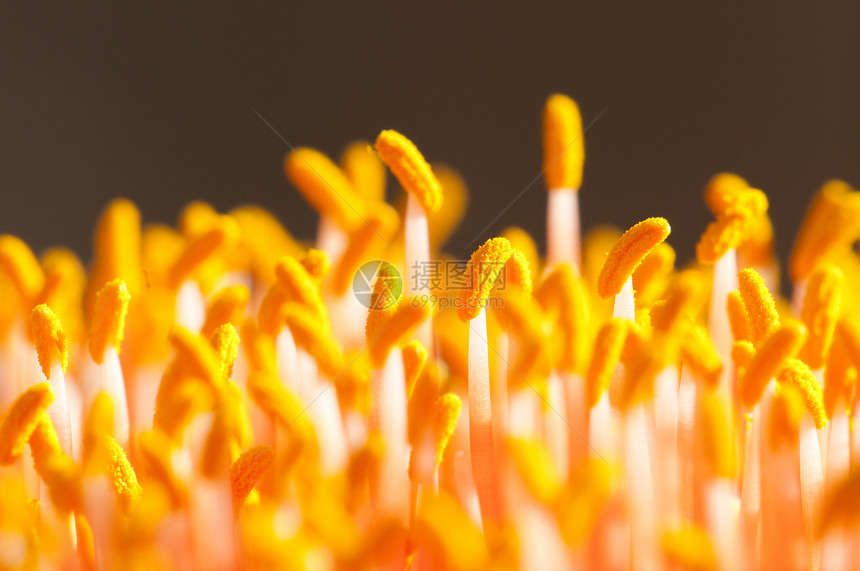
2;3;859;278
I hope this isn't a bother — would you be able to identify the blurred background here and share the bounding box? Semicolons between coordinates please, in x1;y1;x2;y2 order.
2;3;859;281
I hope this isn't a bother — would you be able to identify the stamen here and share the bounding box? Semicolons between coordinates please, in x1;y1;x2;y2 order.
201;285;249;339
374;130;442;214
0;383;54;464
209;324;240;381
585;318;628;407
274;256;330;325
107;438;141;512
168;217;239;289
700;393;737;478
284;303;345;378
597;217;671;299
169;327;223;387
332;205;399;295
505;249;533;295
341;140;386;204
535;263;590;374
88;279;130;364
230;445;274;513
679;321;723;388
231;205;302;283
0;234;45;303
737;268;780;345
85;198;142;317
768;383;804;449
299;248;331;280
31;304;69;378
777;359;828;430
401;340;428;398
430;166;469;251
542;94;585;190
727;291;751;342
457;237;513;322
661;526;717;571
433;393;461;467
799;266;842;370
739;321;807;409
367;300;430;368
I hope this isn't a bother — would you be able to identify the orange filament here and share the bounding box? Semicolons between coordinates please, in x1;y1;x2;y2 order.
597;217;671;299
88;278;131;364
800;265;842;370
737;268;780;345
31;304;69;378
661;526;716;571
542;93;585;190
374;130;443;214
457;237;513;322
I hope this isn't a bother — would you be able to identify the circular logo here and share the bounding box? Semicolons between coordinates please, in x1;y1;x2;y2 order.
353;260;402;310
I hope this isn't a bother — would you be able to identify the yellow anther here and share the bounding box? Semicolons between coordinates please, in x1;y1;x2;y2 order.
179;201;220;238
501;226;540;280
341;140;386;204
368;298;431;367
727;291;751;342
274;256;329;325
0;383;54;465
632;242;676;304
85;198;143;318
618;326;666;409
661;526;716;571
168;216;239;289
39;248;86;340
651;273;701;333
31;304;68;378
696;217;745;263
731;340;756;373
201;285;249;339
108;437;141;512
597;217;671;299
415;491;489;571
769;383;805;449
535;263;590;374
402;340;428;398
457;237;513;322
299;248;331;280
137;430;185;507
739;214;775;267
825;330;856;416
697;179;768;263
430;165;470;250
374;130;443;214
210;323;241;381
83;392;114;471
333;204;399;294
679;321;723;388
201;382;249;478
231;205;302;283
739;321;807;409
0;234;45;303
505;249;533;295
169;326;223;387
818;469;860;536
508;438;562;504
586;319;628;407
800;266;842;370
284;303;344;378
558;459;611;546
256;285;289;338
790;180;860;282
704;172;751;216
230;445;274;513
88;278;130;364
738;268;780;345
778;358;827;430
433;393;461;467
284;147;367;230
542;93;585;190
493;289;545;341
700;393;737;479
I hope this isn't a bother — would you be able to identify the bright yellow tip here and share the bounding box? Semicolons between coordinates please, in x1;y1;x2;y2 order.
0;234;45;303
727;291;751;342
169;326;223;387
800;266;842;370
210;323;241;381
88;278;130;364
341;140;386;204
368;299;431;367
374;130;443;214
508;438;561;504
457;237;513;322
201;285;249;339
168;216;239;289
414;491;488;571
700;393;737;479
230;445;274;513
597;217;671;299
731;340;756;373
586;319;628;407
333;204;399;295
679;321;723;388
0;383;54;465
661;526;716;571
285;147;366;231
697;180;768;263
231;205;302;283
737;268;780;345
108;437;141;512
284;303;344;378
402;340;428;398
86;198;142;318
778;358;828;430
704;172;750;215
696;217;745;263
632;241;676;304
31;304;68;378
299;248;331;280
535;263;590;374
542;93;585;190
505;249;533;295
739;321;807;409
501;226;540;280
433;393;461;467
274;256;329;326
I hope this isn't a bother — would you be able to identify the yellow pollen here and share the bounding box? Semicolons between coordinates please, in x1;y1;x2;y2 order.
201;285;249;339
0;234;45;303
597;217;671;299
231;205;302;283
333;204;399;295
0;383;54;465
727;291;751;342
433;393;461;467
274;256;329;326
340;140;386;204
256;285;289;338
737;268;780;345
169;326;223;387
696;217;745;263
632;242;676;305
31;304;69;378
501;226;540;279
778;358;828;429
402;340;428;398
457;237;513;322
368;299;431;367
700;393;737;478
82;392;113;473
679;321;723;388
230;445;274;513
168;216;239;289
586;319;628;407
299;248;331;280
210;323;241;381
739;321;807;409
108;437;142;512
179;201;220;238
505;249;533;295
283;304;345;378
800;265;842;370
731;340;756;373
542;93;585;190
651;273;701;333
507;438;562;504
704;172;751;215
88;278;131;364
374;130;443;214
284;147;366;231
535;263;590;374
661;526;716;571
414;491;489;571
